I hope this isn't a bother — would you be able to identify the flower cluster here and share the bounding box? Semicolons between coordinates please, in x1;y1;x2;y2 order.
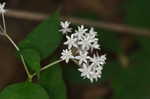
60;21;106;83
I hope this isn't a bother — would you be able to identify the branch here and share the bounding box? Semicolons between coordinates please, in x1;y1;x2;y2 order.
6;9;150;36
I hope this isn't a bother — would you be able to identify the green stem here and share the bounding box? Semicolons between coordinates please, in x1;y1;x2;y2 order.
32;59;63;77
5;33;20;51
41;59;63;71
4;33;32;82
20;55;33;81
0;13;32;82
2;13;6;33
28;75;34;82
0;25;4;34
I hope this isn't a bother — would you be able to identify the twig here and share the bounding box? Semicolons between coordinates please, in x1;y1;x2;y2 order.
5;9;150;36
32;59;63;77
4;33;32;81
2;13;7;33
4;33;20;51
0;12;32;81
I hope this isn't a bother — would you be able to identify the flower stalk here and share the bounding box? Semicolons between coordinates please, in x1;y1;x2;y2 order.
0;2;33;82
32;59;63;77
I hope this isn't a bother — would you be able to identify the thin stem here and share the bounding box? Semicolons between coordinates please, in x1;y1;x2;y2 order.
20;55;33;81
0;12;32;82
4;33;32;81
2;13;6;33
4;33;19;51
42;60;63;71
32;59;63;77
0;24;4;32
0;24;4;35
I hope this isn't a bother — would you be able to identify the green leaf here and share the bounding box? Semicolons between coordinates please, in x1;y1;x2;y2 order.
18;12;62;74
0;82;49;99
38;62;67;99
19;12;62;59
19;49;41;75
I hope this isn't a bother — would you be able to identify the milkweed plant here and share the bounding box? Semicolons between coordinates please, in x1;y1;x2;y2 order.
0;2;106;99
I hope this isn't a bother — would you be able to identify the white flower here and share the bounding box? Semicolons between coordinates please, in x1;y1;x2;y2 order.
78;33;98;50
95;65;103;71
90;54;106;67
75;51;90;65
61;49;74;63
90;63;103;82
0;2;6;13
78;63;102;83
74;25;88;40
78;64;92;79
99;54;106;65
91;41;100;50
87;28;100;50
59;21;72;34
64;34;78;49
90;71;101;82
89;27;97;37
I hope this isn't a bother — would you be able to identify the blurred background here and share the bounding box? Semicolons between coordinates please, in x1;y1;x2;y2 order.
0;0;150;99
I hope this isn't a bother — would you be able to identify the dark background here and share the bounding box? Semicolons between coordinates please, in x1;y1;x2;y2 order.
0;0;150;99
